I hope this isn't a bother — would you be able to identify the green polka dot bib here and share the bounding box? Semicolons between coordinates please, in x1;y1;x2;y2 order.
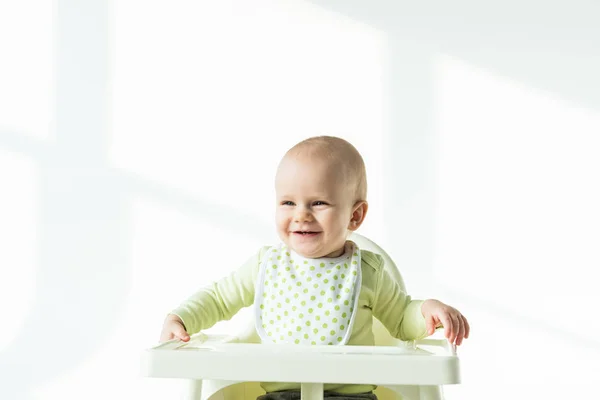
255;241;361;345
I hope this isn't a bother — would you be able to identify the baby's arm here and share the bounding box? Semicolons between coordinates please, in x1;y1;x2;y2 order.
371;260;469;345
158;247;266;342
371;265;428;341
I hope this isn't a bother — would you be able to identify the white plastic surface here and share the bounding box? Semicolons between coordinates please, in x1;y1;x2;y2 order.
142;333;460;386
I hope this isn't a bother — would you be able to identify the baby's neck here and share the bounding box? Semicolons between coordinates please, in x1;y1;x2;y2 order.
323;247;345;258
289;242;349;259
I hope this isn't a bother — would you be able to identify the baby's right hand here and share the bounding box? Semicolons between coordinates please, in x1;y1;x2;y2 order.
159;314;190;343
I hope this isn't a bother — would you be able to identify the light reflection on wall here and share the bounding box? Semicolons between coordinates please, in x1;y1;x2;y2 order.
0;1;53;139
433;54;600;392
109;0;386;236
0;150;38;351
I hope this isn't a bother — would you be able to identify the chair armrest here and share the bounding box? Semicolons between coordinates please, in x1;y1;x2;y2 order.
413;338;457;356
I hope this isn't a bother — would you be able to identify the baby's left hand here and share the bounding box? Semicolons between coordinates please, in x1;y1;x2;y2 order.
421;299;470;346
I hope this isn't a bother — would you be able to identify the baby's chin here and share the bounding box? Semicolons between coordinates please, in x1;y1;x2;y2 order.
288;246;322;259
285;243;343;259
283;242;324;259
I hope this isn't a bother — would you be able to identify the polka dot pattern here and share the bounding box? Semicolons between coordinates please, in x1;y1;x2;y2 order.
255;242;361;346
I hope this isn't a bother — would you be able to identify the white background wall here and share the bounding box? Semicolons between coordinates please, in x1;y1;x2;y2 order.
1;1;599;399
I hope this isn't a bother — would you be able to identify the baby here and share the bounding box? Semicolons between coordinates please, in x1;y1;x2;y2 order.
160;136;469;399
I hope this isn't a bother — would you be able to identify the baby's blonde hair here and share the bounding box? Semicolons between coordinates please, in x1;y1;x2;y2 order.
283;136;367;202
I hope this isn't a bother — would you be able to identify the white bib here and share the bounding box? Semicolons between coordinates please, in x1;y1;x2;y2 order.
254;241;361;345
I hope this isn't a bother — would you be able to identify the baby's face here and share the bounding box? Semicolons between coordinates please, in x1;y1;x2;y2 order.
275;156;356;258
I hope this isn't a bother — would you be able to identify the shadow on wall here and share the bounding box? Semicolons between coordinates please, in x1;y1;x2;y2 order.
305;0;600;271
307;0;600;107
306;0;600;288
0;1;271;399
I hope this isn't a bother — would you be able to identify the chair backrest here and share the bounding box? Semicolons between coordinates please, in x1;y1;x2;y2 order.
236;233;406;345
348;232;406;292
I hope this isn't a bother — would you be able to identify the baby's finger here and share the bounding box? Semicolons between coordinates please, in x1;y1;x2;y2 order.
425;315;437;335
462;315;470;339
440;314;454;342
173;324;190;341
455;317;465;346
448;314;460;344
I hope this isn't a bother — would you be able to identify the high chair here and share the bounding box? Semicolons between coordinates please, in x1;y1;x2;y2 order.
142;233;460;400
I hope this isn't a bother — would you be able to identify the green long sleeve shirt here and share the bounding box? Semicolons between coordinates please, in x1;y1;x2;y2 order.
172;245;428;394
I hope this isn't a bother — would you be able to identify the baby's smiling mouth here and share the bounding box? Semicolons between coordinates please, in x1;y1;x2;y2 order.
292;231;320;235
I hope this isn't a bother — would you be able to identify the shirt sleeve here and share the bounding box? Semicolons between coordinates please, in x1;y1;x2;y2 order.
371;257;428;341
171;246;269;335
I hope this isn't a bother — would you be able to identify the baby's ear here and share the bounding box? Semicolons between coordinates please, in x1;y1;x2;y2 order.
348;201;368;231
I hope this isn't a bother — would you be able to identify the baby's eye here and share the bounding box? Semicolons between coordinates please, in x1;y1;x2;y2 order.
313;201;328;206
281;201;295;206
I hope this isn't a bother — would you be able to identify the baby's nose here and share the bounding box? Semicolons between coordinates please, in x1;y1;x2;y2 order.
294;208;313;222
